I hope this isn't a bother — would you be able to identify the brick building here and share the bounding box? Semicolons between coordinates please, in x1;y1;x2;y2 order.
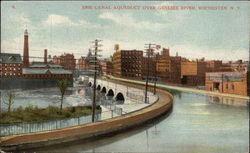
23;48;73;79
100;60;107;75
206;60;223;72
0;53;23;78
113;50;143;79
155;48;171;82
181;60;206;86
205;60;233;72
169;56;182;84
230;60;248;72
142;56;156;80
22;63;72;79
53;53;76;72
106;61;113;75
205;72;248;96
76;56;90;70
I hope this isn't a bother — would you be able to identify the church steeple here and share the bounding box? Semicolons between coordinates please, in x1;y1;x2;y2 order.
23;29;29;67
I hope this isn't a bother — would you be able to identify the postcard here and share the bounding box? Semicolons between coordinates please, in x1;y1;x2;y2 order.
0;1;249;153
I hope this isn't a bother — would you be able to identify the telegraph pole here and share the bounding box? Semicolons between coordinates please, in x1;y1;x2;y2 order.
90;39;102;122
221;73;224;93
153;55;158;95
144;43;155;104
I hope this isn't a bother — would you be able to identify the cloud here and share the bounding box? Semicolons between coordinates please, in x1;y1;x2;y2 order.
170;44;249;61
44;14;72;26
43;14;99;28
99;12;166;31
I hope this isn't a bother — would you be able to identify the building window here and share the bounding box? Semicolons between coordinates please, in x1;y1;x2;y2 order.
226;84;228;89
231;84;234;90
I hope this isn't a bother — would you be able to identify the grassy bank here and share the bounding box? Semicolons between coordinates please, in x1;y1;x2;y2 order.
0;105;101;124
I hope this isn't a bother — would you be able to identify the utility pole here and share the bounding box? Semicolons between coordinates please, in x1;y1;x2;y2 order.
153;56;157;95
144;43;155;104
221;73;224;93
90;39;102;122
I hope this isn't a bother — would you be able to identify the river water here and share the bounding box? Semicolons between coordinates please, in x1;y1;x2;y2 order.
1;86;249;153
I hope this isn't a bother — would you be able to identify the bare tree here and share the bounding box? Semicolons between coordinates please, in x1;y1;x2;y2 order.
57;79;68;114
4;92;15;113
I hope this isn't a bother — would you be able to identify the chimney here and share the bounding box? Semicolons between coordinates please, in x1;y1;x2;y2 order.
44;49;48;64
23;29;29;67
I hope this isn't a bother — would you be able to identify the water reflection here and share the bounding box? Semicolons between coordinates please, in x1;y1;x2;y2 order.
206;95;249;106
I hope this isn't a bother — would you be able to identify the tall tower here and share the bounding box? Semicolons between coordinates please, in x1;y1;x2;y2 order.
23;29;29;67
44;49;48;64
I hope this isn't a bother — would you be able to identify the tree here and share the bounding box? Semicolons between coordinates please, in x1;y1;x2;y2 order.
4;92;15;113
57;79;68;114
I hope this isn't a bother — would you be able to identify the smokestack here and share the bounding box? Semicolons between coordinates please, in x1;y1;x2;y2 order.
44;49;48;64
23;29;29;67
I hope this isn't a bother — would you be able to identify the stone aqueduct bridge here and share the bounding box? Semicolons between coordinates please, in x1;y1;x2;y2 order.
88;77;157;104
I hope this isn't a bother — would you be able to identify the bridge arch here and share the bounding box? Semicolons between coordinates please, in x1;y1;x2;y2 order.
115;92;125;103
101;87;107;93
97;85;101;90
107;89;114;96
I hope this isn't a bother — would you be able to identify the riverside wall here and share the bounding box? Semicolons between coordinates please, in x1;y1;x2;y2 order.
0;80;173;151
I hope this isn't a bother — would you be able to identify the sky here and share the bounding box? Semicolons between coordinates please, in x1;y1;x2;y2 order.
1;1;249;61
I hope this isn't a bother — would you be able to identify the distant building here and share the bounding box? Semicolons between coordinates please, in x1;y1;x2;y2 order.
106;61;113;75
155;48;171;82
181;60;206;86
0;53;23;78
75;50;94;71
206;60;223;72
76;56;90;70
53;53;76;72
169;56;182;84
230;60;248;72
142;56;156;80
100;60;107;75
113;50;143;79
22;63;72;79
205;72;248;96
205;60;233;72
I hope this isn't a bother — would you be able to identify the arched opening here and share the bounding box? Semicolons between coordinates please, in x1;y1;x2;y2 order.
97;85;101;90
101;87;106;93
115;92;125;104
88;82;92;87
107;89;114;96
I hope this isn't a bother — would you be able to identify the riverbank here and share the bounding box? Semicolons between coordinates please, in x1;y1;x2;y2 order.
108;76;249;100
0;80;173;152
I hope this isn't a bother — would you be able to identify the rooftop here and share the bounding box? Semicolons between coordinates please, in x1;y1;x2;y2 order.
30;63;63;68
23;68;72;74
